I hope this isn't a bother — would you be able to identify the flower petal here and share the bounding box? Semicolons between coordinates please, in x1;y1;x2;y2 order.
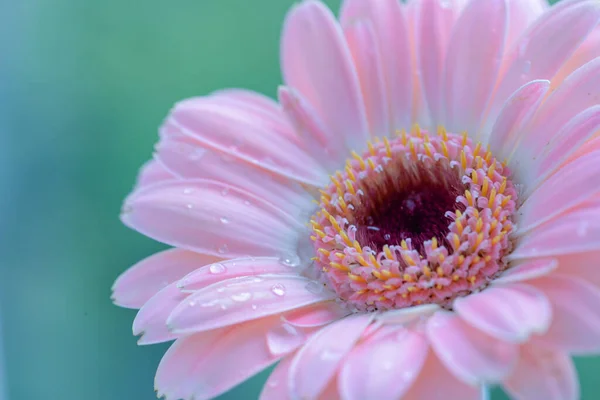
112;249;220;309
427;311;519;384
288;313;374;399
155;317;284;400
488;80;550;161
121;179;304;258
532;274;600;354
504;345;579;400
134;159;175;190
165;98;328;186
454;284;552;342
403;351;479;400
260;355;295;400
340;0;413;130
167;275;335;334
338;327;429;400
493;258;558;284
281;0;369;154
443;0;507;136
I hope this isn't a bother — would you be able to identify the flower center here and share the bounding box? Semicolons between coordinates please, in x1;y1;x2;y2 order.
310;126;518;312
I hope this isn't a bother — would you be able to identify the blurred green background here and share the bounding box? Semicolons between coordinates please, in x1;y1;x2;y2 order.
2;0;598;399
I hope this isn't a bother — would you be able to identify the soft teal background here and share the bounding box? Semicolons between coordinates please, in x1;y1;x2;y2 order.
2;0;598;399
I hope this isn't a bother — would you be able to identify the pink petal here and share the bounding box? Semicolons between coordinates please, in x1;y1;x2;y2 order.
415;0;465;125
134;159;175;190
155;140;313;219
504;0;547;50
167;275;335;334
282;301;350;328
517;150;600;234
488;80;551;161
165;98;328;187
494;258;558;284
508;207;600;261
531;274;600;354
112;248;219;309
340;0;413;129
553;24;600;88
554;250;600;288
338;327;429;400
504;345;579;400
132;282;188;345
343;20;389;137
486;1;600;130
177;257;303;292
443;0;507;135
427;311;519;384
281;1;369;154
155;317;284;400
454;283;552;342
288;314;375;399
260;355;295;400
377;304;440;325
403;351;479;400
121;179;304;258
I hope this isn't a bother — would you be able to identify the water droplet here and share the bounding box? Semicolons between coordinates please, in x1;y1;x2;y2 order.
188;300;196;307
305;281;324;294
244;200;251;206
220;304;228;310
523;60;532;74
384;234;391;241
279;253;301;268
183;188;194;195
209;263;227;274
367;226;380;231
268;380;278;388
220;216;229;224
231;292;252;302
271;283;286;297
185;203;194;209
320;349;340;361
218;244;229;254
221;188;229;196
251;304;258;310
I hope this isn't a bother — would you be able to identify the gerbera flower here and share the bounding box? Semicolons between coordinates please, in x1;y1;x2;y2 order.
112;0;600;398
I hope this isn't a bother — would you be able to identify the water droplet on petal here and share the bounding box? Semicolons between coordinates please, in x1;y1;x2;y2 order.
384;234;391;241
209;263;226;274
188;300;196;307
221;188;229;196
279;253;301;268
220;216;229;224
305;281;324;294
271;283;286;297
251;304;258;310
183;188;194;195
320;349;340;361
218;244;229;254
231;292;252;302
185;204;194;209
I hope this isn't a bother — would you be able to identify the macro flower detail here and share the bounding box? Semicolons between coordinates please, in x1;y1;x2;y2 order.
112;0;600;399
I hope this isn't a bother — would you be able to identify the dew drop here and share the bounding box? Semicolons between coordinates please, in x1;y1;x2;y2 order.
305;281;324;294
320;349;340;361
367;226;380;231
271;283;286;297
251;304;258;310
209;263;227;274
185;204;194;209
218;244;229;254
384;234;391;241
523;60;532;74
183;188;194;195
279;253;301;268
220;216;230;224
221;188;229;196
188;300;196;307
231;292;252;302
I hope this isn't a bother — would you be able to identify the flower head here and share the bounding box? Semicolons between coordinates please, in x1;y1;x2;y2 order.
113;0;600;399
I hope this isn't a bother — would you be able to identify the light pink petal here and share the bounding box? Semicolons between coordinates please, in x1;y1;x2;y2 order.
415;0;465;125
555;250;600;288
517;150;600;234
486;1;600;132
527;106;600;188
281;0;368;154
338;327;429;400
403;351;479;400
504;0;547;50
165;98;328;187
177;257;302;292
265;302;347;357
155;138;313;219
155;317;284;400
134;159;176;189
488;80;550;161
343;20;389;137
454;283;552;342
121;179;304;258
167;275;335;334
112;249;220;309
427;311;519;384
377;304;440;325
494;258;558;284
288;313;374;399
504;345;579;400
564;134;600;164
443;0;507;135
132;282;188;345
531;274;600;353
340;0;413;130
508;207;600;261
260;355;295;400
553;24;600;87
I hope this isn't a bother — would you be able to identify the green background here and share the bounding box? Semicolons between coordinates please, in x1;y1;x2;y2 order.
2;0;597;399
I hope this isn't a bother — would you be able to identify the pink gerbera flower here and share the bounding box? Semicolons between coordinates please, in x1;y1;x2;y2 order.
112;0;600;398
